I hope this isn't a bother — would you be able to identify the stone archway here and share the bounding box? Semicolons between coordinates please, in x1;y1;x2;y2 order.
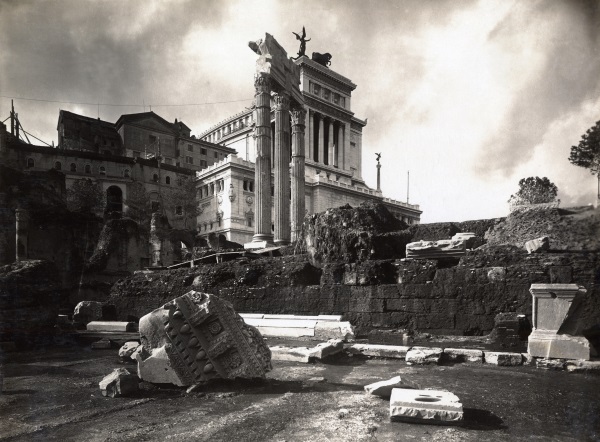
106;186;123;213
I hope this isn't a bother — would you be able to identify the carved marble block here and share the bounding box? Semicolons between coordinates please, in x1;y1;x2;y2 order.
405;240;466;259
528;284;590;360
390;389;463;424
137;290;272;386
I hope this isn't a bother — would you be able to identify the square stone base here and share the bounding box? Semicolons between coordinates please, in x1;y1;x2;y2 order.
390;388;463;424
528;330;590;360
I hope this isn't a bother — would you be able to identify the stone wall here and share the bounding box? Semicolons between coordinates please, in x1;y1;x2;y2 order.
109;249;600;336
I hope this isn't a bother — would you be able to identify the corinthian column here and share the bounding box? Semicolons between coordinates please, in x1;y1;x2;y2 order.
290;107;306;242
252;73;273;243
273;91;291;245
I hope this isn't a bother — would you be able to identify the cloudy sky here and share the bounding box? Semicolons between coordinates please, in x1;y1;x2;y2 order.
1;0;599;222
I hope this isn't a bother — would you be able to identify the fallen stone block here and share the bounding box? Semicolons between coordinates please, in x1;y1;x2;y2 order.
565;360;600;373
528;332;591;361
390;388;463;424
87;321;136;332
406;347;442;365
91;338;112;349
522;353;535;366
525;236;549;254
269;346;311;363
406;239;466;259
365;376;420;398
536;358;565;370
484;351;523;366
99;368;139;398
443;348;483;363
118;341;141;362
307;339;343;360
347;344;411;359
137;290;271;387
314;321;355;341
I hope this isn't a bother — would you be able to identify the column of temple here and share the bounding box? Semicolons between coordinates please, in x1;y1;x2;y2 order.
290;108;306;242
252;73;273;243
273;91;291;245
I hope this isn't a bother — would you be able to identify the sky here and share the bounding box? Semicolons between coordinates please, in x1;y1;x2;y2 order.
1;0;599;223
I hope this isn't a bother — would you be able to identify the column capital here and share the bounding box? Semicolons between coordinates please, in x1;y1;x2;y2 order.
290;107;306;127
254;73;271;93
273;92;290;111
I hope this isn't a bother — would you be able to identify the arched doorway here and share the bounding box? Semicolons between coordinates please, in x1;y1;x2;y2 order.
106;186;123;213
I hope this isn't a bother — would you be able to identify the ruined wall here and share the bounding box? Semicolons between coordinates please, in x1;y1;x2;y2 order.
108;249;600;336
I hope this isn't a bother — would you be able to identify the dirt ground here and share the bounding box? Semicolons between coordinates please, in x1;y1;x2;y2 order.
0;344;599;442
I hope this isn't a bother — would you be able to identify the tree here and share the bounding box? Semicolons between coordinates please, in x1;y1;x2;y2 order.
67;178;104;213
508;176;558;206
165;176;199;229
569;120;600;199
126;181;151;225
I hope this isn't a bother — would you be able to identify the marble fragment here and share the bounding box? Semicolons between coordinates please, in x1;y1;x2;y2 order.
365;376;420;398
484;351;523;366
405;347;442;365
99;368;139;398
137;290;271;387
390;389;463;424
118;341;141;362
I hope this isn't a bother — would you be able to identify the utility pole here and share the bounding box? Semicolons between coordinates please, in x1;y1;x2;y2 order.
10;100;14;136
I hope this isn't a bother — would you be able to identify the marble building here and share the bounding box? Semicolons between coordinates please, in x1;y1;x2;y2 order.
195;55;422;245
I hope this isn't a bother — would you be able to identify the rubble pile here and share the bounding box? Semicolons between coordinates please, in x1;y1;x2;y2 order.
301;202;410;267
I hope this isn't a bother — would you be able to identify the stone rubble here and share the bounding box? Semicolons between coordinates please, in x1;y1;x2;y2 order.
484;351;523;366
525;236;550;254
118;341;141;362
347;344;411;359
99;368;139;398
442;348;483;363
405;347;442;365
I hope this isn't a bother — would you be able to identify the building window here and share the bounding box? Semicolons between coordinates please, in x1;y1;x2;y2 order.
350;142;356;148
99;166;106;176
133;151;141;158
153;173;159;182
312;82;320;95
247;218;253;227
175;206;183;216
200;160;207;168
70;163;77;172
149;135;157;145
165;176;171;185
185;156;193;164
26;158;34;168
187;144;193;152
151;201;160;212
201;148;207;155
54;161;62;170
85;164;91;174
214;152;218;158
124;169;130;178
249;181;254;192
243;180;248;191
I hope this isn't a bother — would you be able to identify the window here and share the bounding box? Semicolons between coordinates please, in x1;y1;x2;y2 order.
243;180;248;191
247;218;252;227
200;160;207;168
26;158;34;168
149;135;157;145
165;176;171;185
153;173;159;182
185;156;193;164
151;201;160;212
133;151;141;158
210;183;215;194
176;161;181;167
201;148;207;155
85;164;91;174
187;144;193;152
99;166;106;175
54;161;62;170
70;163;77;172
350;142;356;148
175;206;183;216
312;82;321;95
123;169;130;178
249;181;254;192
214;152;218;159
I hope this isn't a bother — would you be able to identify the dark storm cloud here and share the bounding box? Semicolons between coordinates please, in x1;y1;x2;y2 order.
475;0;600;178
0;0;228;126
